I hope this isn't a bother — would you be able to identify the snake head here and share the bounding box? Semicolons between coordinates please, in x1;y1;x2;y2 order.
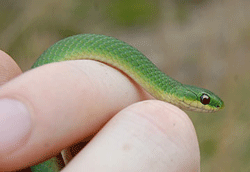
174;84;224;113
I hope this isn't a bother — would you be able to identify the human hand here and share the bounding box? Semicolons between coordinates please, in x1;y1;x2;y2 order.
0;50;200;171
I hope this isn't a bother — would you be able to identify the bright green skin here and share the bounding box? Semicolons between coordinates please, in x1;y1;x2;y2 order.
30;34;224;171
30;157;62;172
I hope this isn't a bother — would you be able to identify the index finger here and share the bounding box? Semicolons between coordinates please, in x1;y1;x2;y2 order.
0;60;152;171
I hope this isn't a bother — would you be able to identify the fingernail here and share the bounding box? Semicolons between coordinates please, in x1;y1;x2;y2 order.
0;99;31;154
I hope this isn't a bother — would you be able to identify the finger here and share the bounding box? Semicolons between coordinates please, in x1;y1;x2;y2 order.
62;100;200;172
0;60;152;171
0;50;22;85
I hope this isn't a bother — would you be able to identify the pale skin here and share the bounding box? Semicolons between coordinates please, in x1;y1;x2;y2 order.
0;50;200;171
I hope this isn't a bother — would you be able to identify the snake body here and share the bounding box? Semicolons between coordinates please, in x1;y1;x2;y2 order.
32;34;224;112
30;34;224;171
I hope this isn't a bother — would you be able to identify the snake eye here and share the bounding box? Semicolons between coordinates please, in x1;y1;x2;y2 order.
200;93;210;105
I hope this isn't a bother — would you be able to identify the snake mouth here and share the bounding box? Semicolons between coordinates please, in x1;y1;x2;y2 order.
176;98;219;112
180;85;220;113
178;99;218;112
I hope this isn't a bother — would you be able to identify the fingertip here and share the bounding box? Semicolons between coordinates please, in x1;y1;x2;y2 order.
0;50;22;85
128;100;197;136
126;100;200;171
123;100;200;155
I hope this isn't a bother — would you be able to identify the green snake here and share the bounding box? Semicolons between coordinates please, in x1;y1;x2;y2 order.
30;34;224;171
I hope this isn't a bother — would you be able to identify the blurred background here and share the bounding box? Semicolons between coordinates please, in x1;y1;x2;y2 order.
0;0;249;171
